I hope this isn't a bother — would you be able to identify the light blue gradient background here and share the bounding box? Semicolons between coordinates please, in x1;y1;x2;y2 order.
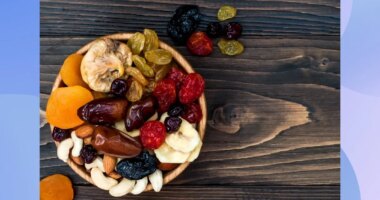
0;0;377;199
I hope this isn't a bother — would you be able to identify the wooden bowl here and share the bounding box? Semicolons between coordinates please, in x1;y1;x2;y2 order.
50;33;207;192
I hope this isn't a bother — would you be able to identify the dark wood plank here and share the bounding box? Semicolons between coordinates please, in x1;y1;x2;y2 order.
72;185;339;199
40;36;339;186
40;0;339;36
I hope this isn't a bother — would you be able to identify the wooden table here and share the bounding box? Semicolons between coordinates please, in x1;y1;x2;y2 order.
40;0;340;199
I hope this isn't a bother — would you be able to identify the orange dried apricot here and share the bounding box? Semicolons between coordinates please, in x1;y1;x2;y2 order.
40;174;74;200
60;54;88;88
46;86;93;129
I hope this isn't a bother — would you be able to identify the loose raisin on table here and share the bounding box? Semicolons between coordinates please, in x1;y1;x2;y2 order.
225;22;242;39
167;5;201;44
116;151;158;180
217;38;244;56
217;5;237;21
207;22;224;38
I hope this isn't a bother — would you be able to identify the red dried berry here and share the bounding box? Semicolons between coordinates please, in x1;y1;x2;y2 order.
181;103;203;123
140;121;166;149
166;67;186;90
179;73;205;104
153;79;177;113
186;31;213;56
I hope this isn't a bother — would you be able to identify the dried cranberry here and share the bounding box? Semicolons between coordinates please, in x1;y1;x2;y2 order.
206;22;224;38
51;127;71;142
225;22;242;39
179;73;205;104
164;116;182;132
168;103;184;117
166;67;186;90
187;31;213;56
80;145;97;164
140;121;166;149
153;79;177;113
181;103;203;123
110;78;129;97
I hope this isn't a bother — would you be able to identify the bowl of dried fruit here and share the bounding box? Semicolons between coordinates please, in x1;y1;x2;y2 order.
46;29;207;197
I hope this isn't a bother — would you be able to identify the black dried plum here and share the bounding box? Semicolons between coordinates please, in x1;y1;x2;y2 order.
116;151;157;180
164;116;182;132
167;5;201;44
51;127;71;142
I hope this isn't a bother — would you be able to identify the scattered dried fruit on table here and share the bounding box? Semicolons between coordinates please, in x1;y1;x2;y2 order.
116;151;158;180
46;86;94;129
164;116;182;132
125;96;157;131
110;79;130;97
132;55;154;78
181;102;203;123
145;49;173;65
126;79;144;102
153;79;177;113
217;38;244;56
187;31;213;56
179;73;205;104
167;5;201;44
143;29;159;52
206;22;224;38
80;144;98;164
127;32;145;55
217;5;237;21
40;174;74;200
224;22;242;39
51;127;71;142
81;38;132;92
140;121;166;149
60;54;88;88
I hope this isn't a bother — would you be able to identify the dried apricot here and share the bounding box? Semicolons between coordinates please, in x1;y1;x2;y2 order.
60;54;88;88
40;174;74;200
46;86;94;129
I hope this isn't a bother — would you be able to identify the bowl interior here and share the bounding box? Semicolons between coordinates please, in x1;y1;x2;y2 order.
50;33;207;191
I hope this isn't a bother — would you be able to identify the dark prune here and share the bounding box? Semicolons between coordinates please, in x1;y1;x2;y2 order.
168;103;184;117
206;22;224;38
51;127;71;142
181;103;203;123
110;79;129;97
125;96;157;131
164;116;182;132
116;151;157;180
167;5;201;44
80;145;97;164
225;22;242;39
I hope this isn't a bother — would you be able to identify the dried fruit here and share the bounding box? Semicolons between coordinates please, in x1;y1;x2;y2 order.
187;31;213;56
125;66;149;86
179;73;205;104
167;5;201;44
225;22;242;39
153;79;177;113
60;54;88;88
217;38;244;56
140;121;166;149
126;79;144;102
125;96;157;131
51;127;71;142
40;174;74;200
181;102;203;123
143;29;159;52
46;86;94;129
168;103;184;117
145;49;172;65
157;163;179;171
78;98;128;125
164;116;182;132
217;5;237;21
127;32;145;55
132;55;154;78
116;151;158;180
80;145;97;164
110;78;129;97
206;22;224;38
155;63;172;81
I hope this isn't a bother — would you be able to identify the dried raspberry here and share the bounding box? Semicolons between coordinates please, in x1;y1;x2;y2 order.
187;31;213;56
140;121;166;149
153;79;177;113
179;73;205;104
181;103;203;123
166;67;186;90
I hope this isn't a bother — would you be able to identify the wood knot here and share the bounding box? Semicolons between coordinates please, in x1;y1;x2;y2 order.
208;104;249;134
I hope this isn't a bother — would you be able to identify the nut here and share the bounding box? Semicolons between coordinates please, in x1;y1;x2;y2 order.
108;171;122;180
148;169;163;192
83;137;92;145
70;155;84;165
85;157;105;172
130;177;148;195
71;131;83;157
75;124;94;138
109;178;135;197
90;167;118;190
103;155;117;175
57;138;74;162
